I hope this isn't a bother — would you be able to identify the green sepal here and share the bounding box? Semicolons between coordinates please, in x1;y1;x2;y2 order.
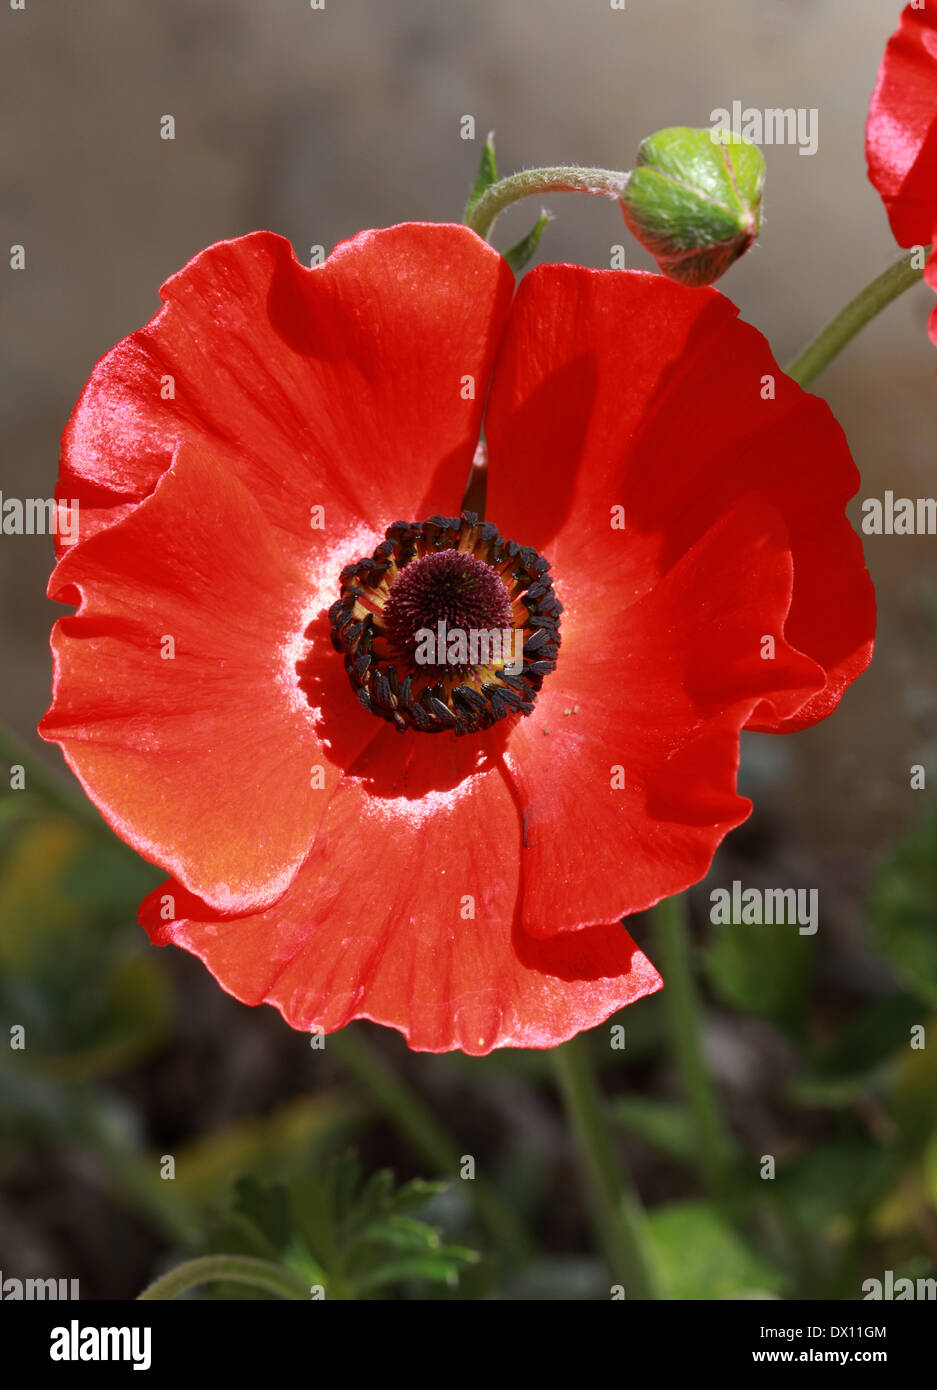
464;131;498;222
503;210;550;275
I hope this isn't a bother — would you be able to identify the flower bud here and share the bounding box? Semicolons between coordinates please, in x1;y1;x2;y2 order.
620;127;764;287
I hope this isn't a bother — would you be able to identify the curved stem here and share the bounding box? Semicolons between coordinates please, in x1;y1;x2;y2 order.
652;894;736;1198
137;1254;310;1301
467;166;628;242
785;248;925;387
553;1034;659;1298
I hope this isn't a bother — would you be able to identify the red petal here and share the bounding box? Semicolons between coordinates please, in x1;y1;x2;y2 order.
41;444;377;914
485;265;874;735
867;1;937;247
139;725;661;1054
57;225;514;557
501;493;824;935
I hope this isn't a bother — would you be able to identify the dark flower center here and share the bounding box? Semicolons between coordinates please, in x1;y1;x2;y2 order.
329;511;562;735
382;549;515;670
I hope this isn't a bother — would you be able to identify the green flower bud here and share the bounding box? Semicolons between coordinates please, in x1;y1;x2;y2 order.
620;127;765;287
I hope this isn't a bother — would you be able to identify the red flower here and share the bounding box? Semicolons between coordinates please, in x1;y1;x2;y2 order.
866;0;937;330
41;224;874;1053
867;0;937;247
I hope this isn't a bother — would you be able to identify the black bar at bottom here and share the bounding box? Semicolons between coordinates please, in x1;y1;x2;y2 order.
0;1297;931;1374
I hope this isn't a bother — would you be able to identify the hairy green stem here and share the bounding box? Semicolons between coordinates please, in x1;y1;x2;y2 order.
785;248;925;387
652;894;736;1197
137;1254;309;1301
466;165;628;241
553;1034;659;1298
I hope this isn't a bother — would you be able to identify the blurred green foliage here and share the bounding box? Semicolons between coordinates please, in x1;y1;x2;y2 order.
1;781;935;1300
200;1164;481;1299
0;803;165;1079
868;802;937;1007
705;914;816;1033
646;1201;786;1300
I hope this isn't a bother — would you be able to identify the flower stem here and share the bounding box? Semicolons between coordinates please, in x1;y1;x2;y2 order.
785;247;925;387
466;166;629;242
329;1025;529;1260
137;1254;309;1301
652;894;736;1197
553;1033;659;1298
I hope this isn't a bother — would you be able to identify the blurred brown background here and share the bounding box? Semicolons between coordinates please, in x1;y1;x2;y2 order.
2;0;934;875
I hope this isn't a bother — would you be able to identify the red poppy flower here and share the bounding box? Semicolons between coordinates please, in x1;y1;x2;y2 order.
866;0;937;331
40;224;874;1053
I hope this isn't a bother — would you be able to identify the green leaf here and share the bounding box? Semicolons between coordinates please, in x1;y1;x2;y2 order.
355;1215;443;1253
232;1177;293;1255
384;1176;446;1213
646;1201;787;1300
254;1159;481;1299
503;211;550;275
705;914;816;1032
610;1096;697;1163
356;1255;470;1293
867;802;937;1006
464;131;498;221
